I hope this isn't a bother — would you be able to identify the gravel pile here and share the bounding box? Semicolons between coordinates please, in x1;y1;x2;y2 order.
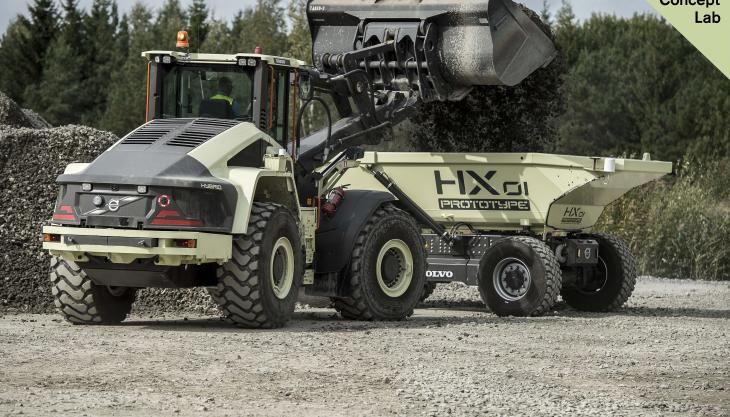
0;92;217;313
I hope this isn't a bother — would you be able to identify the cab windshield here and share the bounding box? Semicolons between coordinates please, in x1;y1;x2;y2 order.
161;64;254;121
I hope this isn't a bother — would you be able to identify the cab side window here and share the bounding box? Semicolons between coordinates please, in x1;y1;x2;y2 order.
269;67;289;145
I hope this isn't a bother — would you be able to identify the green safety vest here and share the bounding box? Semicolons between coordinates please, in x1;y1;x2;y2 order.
211;94;233;105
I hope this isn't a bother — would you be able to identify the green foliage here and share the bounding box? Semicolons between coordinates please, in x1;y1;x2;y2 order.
234;0;289;56
99;4;156;135
286;0;310;62
554;13;730;161
187;0;210;51
597;157;730;280
0;18;33;102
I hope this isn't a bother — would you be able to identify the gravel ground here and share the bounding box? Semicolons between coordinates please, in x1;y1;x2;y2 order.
0;277;728;416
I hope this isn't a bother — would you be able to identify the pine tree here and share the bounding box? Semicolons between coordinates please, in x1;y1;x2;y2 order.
0;17;33;102
287;0;311;62
156;0;188;50
83;0;120;124
200;19;232;53
33;0;88;125
100;4;155;135
236;0;288;56
19;0;59;107
187;0;209;52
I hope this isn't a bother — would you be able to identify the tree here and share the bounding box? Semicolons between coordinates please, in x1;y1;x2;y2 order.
32;0;88;125
100;4;156;135
287;0;310;62
19;0;59;107
155;0;188;49
0;17;33;102
236;0;288;56
82;0;120;124
554;14;730;160
187;0;209;51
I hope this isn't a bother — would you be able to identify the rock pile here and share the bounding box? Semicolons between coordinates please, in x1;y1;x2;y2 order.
0;92;217;313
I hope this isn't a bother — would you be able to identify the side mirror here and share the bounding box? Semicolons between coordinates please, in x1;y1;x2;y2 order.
298;71;313;101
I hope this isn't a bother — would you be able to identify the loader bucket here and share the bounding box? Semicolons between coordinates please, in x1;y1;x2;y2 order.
307;0;557;101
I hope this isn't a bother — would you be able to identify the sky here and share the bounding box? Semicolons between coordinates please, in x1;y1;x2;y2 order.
0;0;658;36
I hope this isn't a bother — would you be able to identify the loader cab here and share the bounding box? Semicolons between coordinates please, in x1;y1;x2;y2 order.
143;50;306;148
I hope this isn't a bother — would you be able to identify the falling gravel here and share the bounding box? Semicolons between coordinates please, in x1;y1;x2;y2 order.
0;277;727;416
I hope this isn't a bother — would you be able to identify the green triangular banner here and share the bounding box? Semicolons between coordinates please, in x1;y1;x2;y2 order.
645;0;730;79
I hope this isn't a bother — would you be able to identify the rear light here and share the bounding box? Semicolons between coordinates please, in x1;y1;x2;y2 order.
150;208;203;227
52;205;77;222
43;233;60;242
174;239;197;248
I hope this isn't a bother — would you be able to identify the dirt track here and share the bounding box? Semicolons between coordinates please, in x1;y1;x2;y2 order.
1;277;728;416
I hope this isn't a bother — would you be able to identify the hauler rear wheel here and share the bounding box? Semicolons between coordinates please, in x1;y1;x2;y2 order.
478;236;561;317
334;203;425;321
561;233;637;312
209;202;303;328
50;257;136;324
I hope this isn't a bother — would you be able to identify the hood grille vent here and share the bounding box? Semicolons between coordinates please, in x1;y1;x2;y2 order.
119;118;240;149
121;119;191;145
166;119;241;148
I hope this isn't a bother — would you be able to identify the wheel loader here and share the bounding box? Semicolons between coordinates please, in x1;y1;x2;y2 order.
41;0;672;327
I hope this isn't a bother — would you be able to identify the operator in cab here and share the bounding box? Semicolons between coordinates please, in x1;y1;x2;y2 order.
210;76;241;118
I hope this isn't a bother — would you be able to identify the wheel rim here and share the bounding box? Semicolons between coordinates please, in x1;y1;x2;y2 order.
493;257;531;301
375;239;413;298
270;237;295;300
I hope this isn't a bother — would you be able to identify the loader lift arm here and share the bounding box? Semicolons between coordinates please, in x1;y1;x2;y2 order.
292;0;558;201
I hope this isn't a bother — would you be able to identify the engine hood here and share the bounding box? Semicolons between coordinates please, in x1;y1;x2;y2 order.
58;118;241;187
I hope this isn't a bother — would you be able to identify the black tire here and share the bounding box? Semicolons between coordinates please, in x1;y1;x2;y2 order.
209;202;303;328
478;236;561;317
420;282;437;303
561;233;637;312
334;203;426;320
50;257;136;324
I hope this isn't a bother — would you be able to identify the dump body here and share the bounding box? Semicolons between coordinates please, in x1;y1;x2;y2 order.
336;152;672;232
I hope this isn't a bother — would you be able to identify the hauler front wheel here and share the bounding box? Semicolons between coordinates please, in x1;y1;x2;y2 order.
334;204;426;321
478;236;561;317
561;233;637;312
209;202;303;328
50;257;136;324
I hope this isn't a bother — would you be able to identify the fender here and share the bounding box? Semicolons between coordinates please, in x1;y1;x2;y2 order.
314;190;395;274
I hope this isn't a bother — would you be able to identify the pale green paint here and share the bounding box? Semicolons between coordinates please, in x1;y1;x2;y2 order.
339;152;672;233
646;0;730;78
187;123;301;233
42;225;232;266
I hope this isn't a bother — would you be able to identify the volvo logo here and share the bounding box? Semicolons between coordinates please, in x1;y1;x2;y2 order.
426;270;454;278
107;199;120;212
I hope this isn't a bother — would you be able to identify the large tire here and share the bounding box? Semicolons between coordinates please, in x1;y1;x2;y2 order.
209;202;303;328
50;257;136;324
478;236;561;317
561;233;637;312
334;203;426;320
